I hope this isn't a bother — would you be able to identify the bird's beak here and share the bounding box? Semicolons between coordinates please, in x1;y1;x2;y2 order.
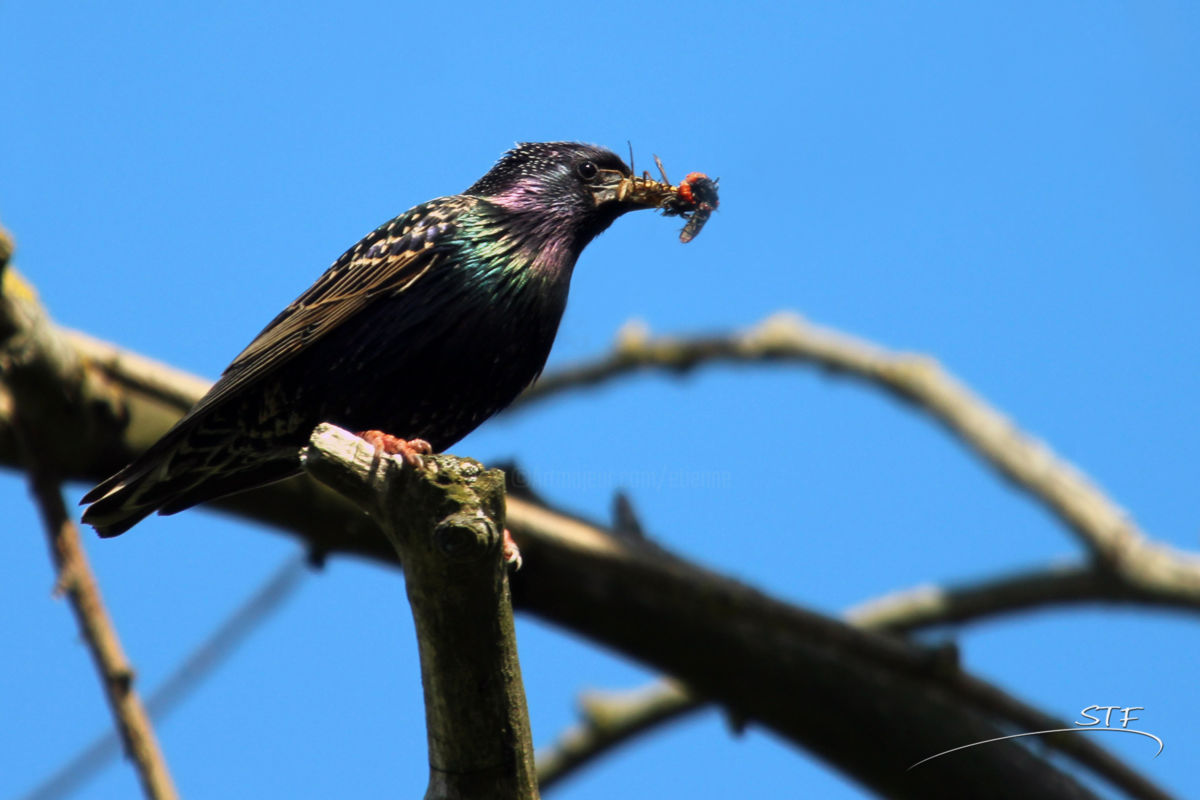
591;169;681;210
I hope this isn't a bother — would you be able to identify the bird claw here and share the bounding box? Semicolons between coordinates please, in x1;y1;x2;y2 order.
502;528;523;570
357;430;432;469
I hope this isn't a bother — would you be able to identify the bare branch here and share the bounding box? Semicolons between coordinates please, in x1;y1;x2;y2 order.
22;471;179;800
3;243;178;799
20;556;307;800
516;315;1187;794
515;314;1200;595
846;562;1200;632
303;424;538;800
0;268;1176;798
535;679;699;791
25;483;179;799
538;562;1175;800
510;502;1109;799
67;327;213;411
4;284;1197;618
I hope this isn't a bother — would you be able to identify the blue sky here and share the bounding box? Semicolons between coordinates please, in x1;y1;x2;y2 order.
2;3;1197;798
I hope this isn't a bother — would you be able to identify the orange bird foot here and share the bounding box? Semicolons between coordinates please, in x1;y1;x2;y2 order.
502;528;523;570
357;430;433;469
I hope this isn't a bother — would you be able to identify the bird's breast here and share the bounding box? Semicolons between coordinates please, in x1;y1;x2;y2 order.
292;262;569;452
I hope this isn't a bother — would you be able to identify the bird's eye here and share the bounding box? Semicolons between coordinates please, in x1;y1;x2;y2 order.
576;161;598;181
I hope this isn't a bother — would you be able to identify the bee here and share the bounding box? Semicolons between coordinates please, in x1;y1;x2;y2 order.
649;154;719;243
625;150;720;243
675;172;719;243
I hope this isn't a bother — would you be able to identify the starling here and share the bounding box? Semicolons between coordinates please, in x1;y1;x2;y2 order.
82;142;697;536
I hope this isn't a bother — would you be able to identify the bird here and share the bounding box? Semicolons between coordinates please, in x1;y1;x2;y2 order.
81;142;687;536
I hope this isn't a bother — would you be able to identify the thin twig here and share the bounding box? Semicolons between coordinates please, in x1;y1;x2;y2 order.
535;679;698;791
3;234;178;799
19;437;179;800
20;555;307;800
845;562;1197;632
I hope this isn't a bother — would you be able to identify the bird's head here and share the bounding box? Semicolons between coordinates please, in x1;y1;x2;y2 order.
466;142;676;252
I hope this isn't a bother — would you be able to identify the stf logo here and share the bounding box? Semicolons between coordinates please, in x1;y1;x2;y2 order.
910;704;1163;770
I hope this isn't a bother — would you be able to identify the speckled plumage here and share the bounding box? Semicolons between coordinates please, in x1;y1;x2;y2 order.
82;142;667;536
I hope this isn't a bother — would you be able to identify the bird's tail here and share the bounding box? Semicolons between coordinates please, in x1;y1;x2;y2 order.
81;454;192;537
80;428;299;537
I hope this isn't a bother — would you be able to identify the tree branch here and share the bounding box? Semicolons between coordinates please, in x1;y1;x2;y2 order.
535;679;699;791
302;423;538;800
2;264;177;799
537;559;1175;800
514;314;1200;597
20;555;307;800
20;461;180;800
0;265;1177;798
4;281;1198;616
509;504;1106;799
845;562;1200;632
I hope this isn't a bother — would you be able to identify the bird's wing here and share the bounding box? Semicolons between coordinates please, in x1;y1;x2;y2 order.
189;196;470;416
